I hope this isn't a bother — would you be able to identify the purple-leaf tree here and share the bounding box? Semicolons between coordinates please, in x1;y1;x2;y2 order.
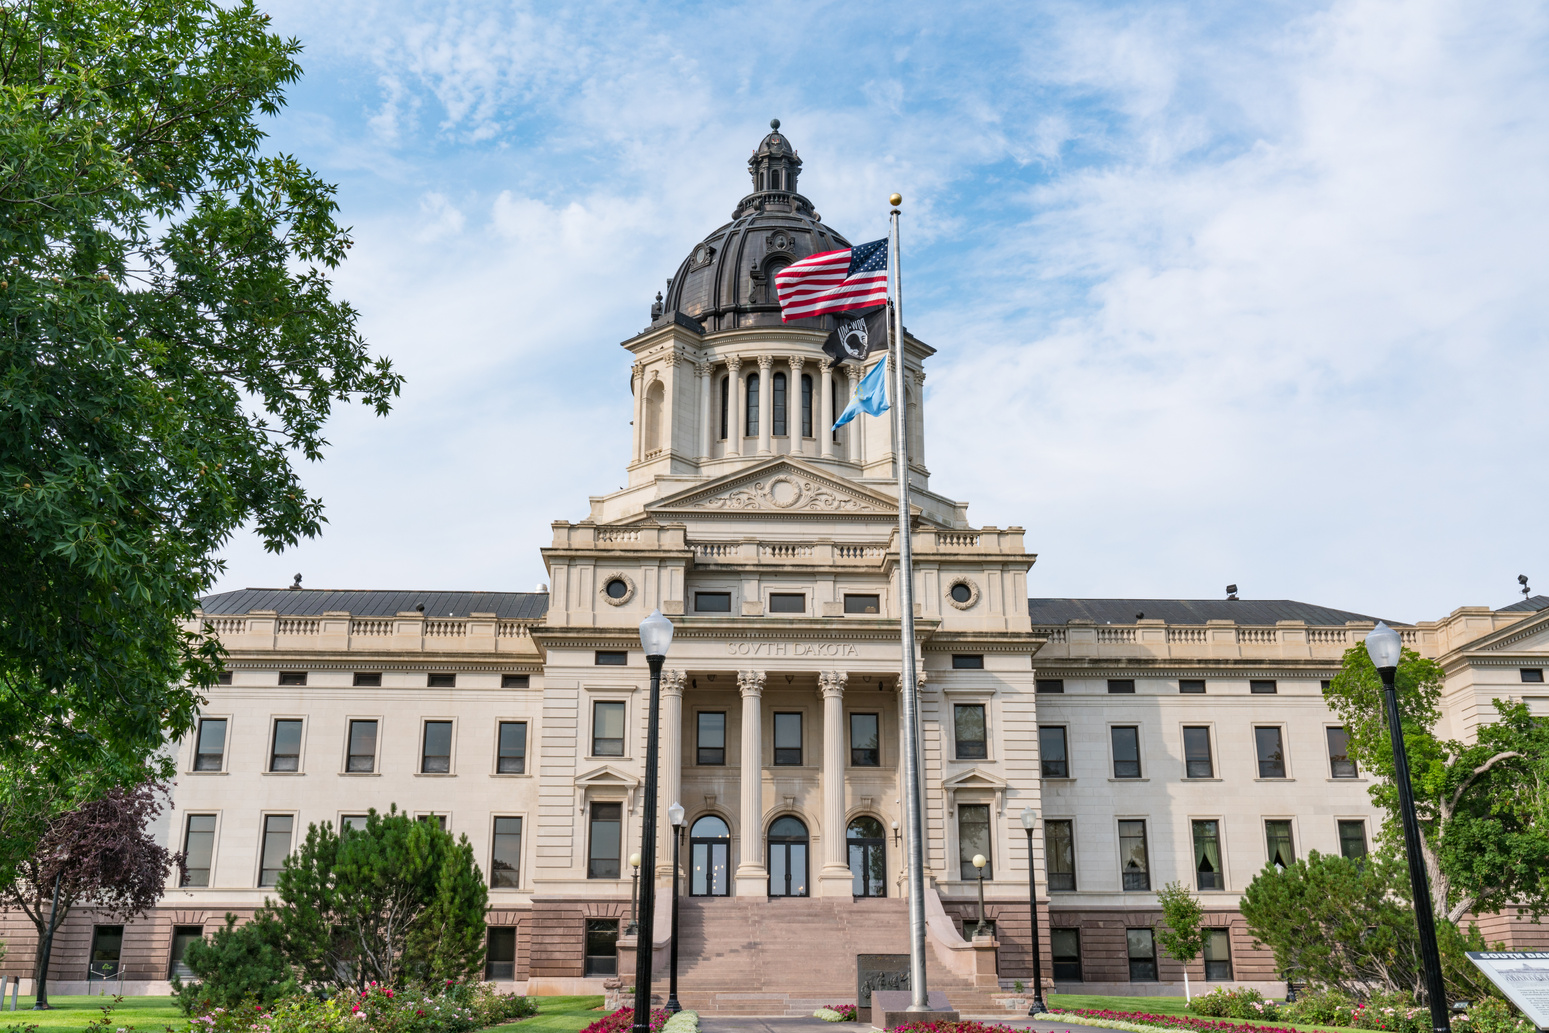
0;782;182;1008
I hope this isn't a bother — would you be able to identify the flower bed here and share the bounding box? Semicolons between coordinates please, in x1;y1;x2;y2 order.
188;980;534;1033
815;1004;858;1022
1045;1007;1307;1033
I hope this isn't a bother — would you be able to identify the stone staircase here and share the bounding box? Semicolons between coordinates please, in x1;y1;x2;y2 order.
670;897;1011;1018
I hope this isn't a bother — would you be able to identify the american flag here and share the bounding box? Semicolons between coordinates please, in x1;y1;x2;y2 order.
774;238;889;321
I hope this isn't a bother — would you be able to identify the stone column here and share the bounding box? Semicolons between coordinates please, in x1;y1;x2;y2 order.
819;359;835;459
912;370;926;469
631;361;645;464
659;669;687;876
726;356;743;458
845;364;862;464
789;355;806;456
756;355;774;455
696;362;713;461
735;670;768;896
818;671;853;897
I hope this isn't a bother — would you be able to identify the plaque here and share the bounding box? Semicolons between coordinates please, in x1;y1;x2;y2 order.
857;954;910;1007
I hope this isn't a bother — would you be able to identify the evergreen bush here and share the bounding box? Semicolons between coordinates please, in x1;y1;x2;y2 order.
173;913;298;1015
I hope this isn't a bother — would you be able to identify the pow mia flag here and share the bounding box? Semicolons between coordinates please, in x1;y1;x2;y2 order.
822;304;890;365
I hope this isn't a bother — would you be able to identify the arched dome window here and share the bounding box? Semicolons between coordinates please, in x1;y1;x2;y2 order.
745;372;759;437
772;372;787;437
801;374;813;437
719;375;729;440
644;380;664;454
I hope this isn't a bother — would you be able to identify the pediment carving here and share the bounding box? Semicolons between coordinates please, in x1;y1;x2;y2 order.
651;460;895;516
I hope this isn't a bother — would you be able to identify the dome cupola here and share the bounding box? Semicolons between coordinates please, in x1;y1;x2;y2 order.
749;118;802;194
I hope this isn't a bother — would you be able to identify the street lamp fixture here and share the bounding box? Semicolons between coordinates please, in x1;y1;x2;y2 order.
971;854;990;939
1019;807;1048;1016
667;802;686;1014
632;609;674;1033
1364;622;1450;1033
626;852;642;936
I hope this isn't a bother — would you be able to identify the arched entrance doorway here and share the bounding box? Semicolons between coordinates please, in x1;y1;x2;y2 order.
767;816;809;897
690;815;731;896
847;816;887;897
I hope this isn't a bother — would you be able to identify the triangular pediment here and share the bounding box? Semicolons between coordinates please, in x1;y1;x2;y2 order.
647;457;906;517
1474;609;1549;655
574;764;639;789
942;768;1010;791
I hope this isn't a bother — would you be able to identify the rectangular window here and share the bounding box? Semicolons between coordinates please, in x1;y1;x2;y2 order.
182;814;216;887
1203;928;1233;980
850;713;880;766
1523;669;1546;683
428;672;456;687
193;718;227;771
1250;680;1278;694
1039;726;1069;778
594;651;628;666
269;719;302;772
1111;726;1142;778
954;704;988;760
592;702;626;756
746;373;759;436
486;927;517;980
1118;819;1150;890
420;813;447;831
587;803;622;879
719;376;729;440
491;817;522;888
1192;820;1223;890
1045;819;1076;891
341;814;369;832
697;711;726;765
584;918;620;976
169;925;203;979
1127;928;1158;981
258;814;293;886
278;671;307;686
957;803;992;879
1183;726;1214;778
1326;726;1357;778
769;593;806;613
801;374;813;437
497;722;527;774
89;925;124;981
1338;819;1368;859
1255;726;1286;778
352;672;381;687
952;654;984;670
844;593;880;614
774;712;803;765
216;671;232;686
346;720;377;773
501;674;530;688
1051;928;1082;981
695;592;732;613
1265;820;1296;869
772;372;788;436
1036;679;1064;694
1108;679;1136;694
421;720;453;773
1179;679;1206;694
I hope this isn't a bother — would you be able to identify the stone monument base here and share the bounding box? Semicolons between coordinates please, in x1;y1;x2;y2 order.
870;990;958;1030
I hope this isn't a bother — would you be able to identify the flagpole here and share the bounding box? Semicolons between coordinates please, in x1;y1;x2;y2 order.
889;193;930;1013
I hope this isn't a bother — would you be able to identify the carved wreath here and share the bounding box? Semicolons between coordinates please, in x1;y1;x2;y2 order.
690;476;874;512
768;231;793;253
945;576;981;610
599;571;637;606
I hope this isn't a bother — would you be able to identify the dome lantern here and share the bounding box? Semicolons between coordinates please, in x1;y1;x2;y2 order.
749;118;802;195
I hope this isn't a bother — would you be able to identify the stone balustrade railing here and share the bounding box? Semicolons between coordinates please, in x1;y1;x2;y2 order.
1032;619;1430;661
193;611;542;654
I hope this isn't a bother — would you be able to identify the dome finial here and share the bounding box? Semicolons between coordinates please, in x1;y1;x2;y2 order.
770;118;780;130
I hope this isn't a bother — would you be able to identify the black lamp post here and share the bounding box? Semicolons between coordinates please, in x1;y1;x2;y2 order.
1365;622;1450;1033
626;852;642;936
632;609;674;1033
1020;807;1048;1016
971;854;989;938
667;801;685;1014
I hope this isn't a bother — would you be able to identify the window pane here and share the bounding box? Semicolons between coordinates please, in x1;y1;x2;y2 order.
1036;679;1064;694
1255;727;1286;778
1192;820;1223;890
957;804;992;879
588;803;622;879
1108;679;1136;693
746;373;759;435
1179;680;1206;694
843;594;880;614
952;654;984;670
594;651;627;666
1203;929;1232;980
1326;726;1357;778
259;814;293;886
1118;820;1149;890
170;926;203;979
801;374;813;437
769;593;805;613
1338;820;1368;859
347;720;377;773
1265;820;1295;869
1039;726;1069;778
491;816;522;888
270;719;302;772
772;372;787;436
955;705;987;759
341;814;369;832
194;719;227;771
1051;928;1082;981
1111;727;1141;778
486;928;517;980
1250;680;1278;694
774;712;802;765
182;815;216;887
584;918;619;976
1127;928;1157;981
427;673;456;687
1183;726;1213;778
593;702;625;756
422;720;453;773
719;376;728;439
850;713;880;766
697;711;726;765
89;926;124;980
497;722;527;774
695;592;732;613
1045;819;1075;891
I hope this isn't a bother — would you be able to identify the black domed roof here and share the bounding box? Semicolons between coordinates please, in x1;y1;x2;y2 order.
655;121;852;333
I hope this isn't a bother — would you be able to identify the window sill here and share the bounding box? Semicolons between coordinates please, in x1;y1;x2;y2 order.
339;772;381;777
263;771;305;776
186;770;228;775
415;772;457;777
1328;776;1366;782
1108;777;1150;782
1254;777;1294;782
1182;777;1222;782
1042;777;1076;783
587;756;630;762
490;772;531;778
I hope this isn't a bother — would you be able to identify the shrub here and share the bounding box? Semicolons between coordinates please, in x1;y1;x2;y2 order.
661;1009;699;1033
173;913;298;1015
1455;998;1534;1033
817;1004;858;1021
1282;986;1358;1026
182;980;531;1033
1187;987;1280;1021
1348;992;1427;1033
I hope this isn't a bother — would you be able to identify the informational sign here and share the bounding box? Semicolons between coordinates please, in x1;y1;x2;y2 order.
1467;952;1549;1029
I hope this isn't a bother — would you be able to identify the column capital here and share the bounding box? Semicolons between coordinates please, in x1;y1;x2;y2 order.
788;354;805;373
726;355;743;373
756;353;774;371
818;670;848;699
660;669;687;697
895;669;926;690
632;361;645;381
737;670;766;697
846;363;861;384
694;360;712;378
818;358;834;375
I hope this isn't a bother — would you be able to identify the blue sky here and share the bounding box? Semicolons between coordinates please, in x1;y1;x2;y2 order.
214;0;1549;624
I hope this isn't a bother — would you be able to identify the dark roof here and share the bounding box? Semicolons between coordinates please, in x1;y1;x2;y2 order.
1499;594;1549;613
198;588;549;620
1027;598;1396;626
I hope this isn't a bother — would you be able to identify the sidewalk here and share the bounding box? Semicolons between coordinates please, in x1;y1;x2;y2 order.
698;1018;1132;1033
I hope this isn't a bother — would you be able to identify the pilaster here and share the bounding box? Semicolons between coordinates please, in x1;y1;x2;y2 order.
658;669;686;876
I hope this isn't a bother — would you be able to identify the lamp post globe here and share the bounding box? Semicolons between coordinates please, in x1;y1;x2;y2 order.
1365;621;1403;670
632;610;673;1033
666;802;686;1014
1018;807;1048;1016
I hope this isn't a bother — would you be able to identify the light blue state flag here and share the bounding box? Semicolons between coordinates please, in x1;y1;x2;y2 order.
833;359;889;428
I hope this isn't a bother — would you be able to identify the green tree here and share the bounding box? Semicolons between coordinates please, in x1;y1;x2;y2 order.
1325;646;1549;923
1156;881;1206;1002
172;912;297;1015
265;807;488;987
0;0;402;782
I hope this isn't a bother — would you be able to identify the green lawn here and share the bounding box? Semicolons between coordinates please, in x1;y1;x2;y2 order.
488;995;607;1033
0;994;187;1032
1046;993;1351;1033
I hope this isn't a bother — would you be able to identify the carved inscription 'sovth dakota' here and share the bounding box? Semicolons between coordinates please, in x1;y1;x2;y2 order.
726;641;860;657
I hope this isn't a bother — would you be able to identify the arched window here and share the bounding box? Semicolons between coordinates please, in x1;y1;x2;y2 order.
847;817;887;898
690;816;731;897
801;374;813;437
770;167;783;191
768;816;809;897
644;380;664;454
772;372;787;437
719;375;729;440
832;379;843;444
745;372;759;437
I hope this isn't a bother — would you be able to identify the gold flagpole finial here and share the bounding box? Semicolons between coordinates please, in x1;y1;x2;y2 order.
889;193;903;207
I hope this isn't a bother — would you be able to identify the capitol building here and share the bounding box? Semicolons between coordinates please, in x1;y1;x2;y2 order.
5;124;1547;1014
